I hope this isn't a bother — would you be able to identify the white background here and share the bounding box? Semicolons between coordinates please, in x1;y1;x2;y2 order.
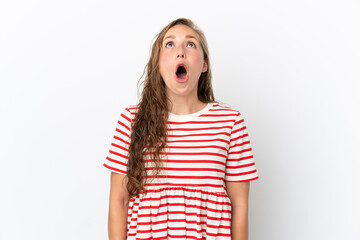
1;0;359;239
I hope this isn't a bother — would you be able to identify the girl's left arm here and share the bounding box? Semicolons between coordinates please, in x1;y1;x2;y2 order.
225;181;250;240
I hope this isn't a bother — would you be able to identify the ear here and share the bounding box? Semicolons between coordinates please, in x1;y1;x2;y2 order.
202;58;208;73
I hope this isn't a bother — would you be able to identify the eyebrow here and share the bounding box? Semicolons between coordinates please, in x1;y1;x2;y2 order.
163;35;198;41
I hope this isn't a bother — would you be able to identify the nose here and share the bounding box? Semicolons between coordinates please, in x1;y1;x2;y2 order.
176;45;185;58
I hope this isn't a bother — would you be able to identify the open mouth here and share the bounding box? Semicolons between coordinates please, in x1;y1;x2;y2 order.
176;65;187;79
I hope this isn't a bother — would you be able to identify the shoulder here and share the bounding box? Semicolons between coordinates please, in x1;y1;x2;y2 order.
211;101;250;131
115;104;138;127
121;104;139;122
212;101;241;118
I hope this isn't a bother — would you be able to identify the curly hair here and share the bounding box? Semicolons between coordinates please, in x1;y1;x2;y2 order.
126;18;217;198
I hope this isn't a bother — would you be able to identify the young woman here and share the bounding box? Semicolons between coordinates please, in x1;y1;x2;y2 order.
104;18;259;240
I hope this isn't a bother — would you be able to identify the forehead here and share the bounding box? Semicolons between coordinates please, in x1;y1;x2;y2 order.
163;25;200;41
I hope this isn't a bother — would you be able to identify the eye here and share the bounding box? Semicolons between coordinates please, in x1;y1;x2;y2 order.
165;41;174;48
187;42;196;48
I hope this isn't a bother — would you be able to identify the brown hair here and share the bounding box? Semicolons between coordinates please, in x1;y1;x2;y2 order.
126;17;217;198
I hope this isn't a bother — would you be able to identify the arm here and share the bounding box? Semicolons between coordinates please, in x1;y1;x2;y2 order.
225;181;250;240
108;172;130;240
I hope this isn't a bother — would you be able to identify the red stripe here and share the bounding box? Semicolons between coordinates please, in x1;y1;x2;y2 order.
109;146;129;157
200;113;238;117
230;132;248;142
226;176;259;182
113;135;130;145
167;131;230;138
132;224;230;234
226;162;255;169
115;126;130;138
226;155;254;161
144;151;227;158
142;187;227;197
145;159;226;166
145;167;225;173
165;138;229;144
206;232;232;237
119;111;131;128
226;169;257;176
129;212;231;222
132;218;231;226
106;155;128;164
144;175;225;181
228;147;252;155
128;230;230;239
231;125;246;135
155;144;228;151
131;202;231;215
144;182;226;189
111;143;129;153
128;230;228;239
210;107;236;112
166;119;235;125
135;210;231;220
103;163;126;174
234;116;244;125
168;125;232;131
230;140;251;148
138;194;231;206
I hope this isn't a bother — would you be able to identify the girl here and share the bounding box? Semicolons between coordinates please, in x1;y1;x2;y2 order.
104;18;259;240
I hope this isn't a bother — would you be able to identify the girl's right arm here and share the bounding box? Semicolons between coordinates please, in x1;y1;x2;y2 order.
108;172;130;240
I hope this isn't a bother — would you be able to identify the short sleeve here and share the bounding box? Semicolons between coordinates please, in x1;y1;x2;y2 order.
225;112;259;182
103;107;132;175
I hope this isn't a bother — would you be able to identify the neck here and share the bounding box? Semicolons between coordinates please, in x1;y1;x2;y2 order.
167;98;208;115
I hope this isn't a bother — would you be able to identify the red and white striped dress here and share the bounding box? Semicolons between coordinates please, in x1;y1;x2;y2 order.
103;102;259;239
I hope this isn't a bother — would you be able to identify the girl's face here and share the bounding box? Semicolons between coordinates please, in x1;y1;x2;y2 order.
159;25;208;101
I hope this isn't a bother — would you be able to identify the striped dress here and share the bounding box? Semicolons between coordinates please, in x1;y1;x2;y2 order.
103;102;259;239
